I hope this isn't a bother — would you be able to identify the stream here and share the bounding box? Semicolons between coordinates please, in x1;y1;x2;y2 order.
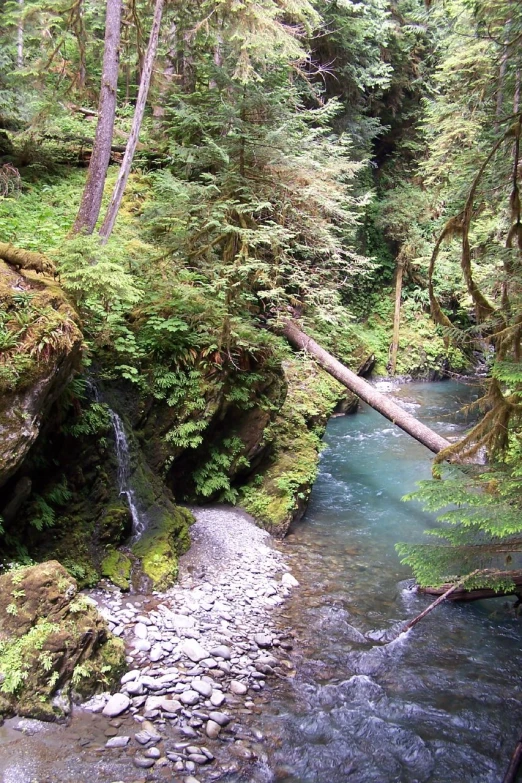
236;380;522;783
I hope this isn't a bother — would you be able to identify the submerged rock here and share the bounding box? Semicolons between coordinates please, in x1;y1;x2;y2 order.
0;560;125;721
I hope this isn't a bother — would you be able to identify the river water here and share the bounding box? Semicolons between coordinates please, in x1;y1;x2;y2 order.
242;380;522;783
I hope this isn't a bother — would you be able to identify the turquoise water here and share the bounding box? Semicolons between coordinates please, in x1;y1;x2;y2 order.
249;381;522;783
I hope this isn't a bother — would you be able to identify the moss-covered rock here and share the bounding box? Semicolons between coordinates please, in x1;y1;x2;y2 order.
0;258;82;489
239;356;356;536
132;506;194;590
0;560;125;721
100;549;132;591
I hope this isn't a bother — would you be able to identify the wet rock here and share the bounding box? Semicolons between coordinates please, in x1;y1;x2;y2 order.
144;746;161;759
206;720;221;739
133;754;155;768
105;735;130;748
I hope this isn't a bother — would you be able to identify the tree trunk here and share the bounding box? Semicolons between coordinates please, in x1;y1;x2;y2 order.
71;0;122;236
282;321;451;455
17;0;24;68
389;258;404;375
421;570;522;601
99;0;164;243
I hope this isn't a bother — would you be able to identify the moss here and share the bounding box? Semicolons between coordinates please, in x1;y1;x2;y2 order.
239;356;351;536
0;561;124;720
132;506;193;590
71;636;126;700
100;549;132;591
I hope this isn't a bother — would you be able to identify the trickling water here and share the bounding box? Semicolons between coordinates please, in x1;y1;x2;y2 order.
237;381;522;783
109;410;146;541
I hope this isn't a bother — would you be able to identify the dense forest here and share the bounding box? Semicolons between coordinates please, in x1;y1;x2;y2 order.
1;0;522;741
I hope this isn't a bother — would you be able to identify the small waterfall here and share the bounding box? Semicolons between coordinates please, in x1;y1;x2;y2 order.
87;379;146;541
109;409;147;541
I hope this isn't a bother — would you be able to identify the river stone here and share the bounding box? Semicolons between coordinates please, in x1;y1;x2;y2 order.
192;680;212;698
206;720;221;739
282;572;299;588
161;698;182;713
133;754;155;769
210;691;225;707
149;643;165;662
180;690;200;706
126;680;145;696
229;680;248;695
254;633;272;648
121;669;140;684
144;746;161;759
209;645;232;660
181;640;209;662
105;735;130;748
102;693;130;718
133;639;151;652
134;623;148;639
208;711;231;726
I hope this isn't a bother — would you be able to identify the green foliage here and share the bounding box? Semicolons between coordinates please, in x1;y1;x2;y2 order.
397;460;522;589
0;621;57;695
192;437;248;502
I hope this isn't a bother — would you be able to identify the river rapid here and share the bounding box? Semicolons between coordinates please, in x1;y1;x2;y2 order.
235;380;522;783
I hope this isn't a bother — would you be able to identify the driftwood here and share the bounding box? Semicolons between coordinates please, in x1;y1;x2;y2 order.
282;320;451;454
0;242;55;275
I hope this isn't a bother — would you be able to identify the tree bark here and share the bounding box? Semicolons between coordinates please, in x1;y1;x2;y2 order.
389;258;404;375
99;0;165;243
282;320;451;455
71;0;122;235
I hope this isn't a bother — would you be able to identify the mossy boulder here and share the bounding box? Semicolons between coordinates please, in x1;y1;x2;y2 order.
132;506;193;590
240;356;356;536
100;549;132;591
0;560;125;720
0;257;82;489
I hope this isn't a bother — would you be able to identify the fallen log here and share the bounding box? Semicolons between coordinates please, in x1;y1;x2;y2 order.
0;242;55;275
420;570;522;602
282;321;451;455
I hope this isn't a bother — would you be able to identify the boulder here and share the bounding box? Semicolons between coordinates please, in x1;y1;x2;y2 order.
0;560;125;720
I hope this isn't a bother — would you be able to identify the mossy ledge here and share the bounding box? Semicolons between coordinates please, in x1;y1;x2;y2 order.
132;506;194;590
0;560;125;721
239;355;357;537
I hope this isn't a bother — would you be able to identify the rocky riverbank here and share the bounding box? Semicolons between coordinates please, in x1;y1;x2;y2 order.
0;506;299;783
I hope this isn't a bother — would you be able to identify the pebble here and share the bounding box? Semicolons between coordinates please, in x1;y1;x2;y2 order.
86;507;297;779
